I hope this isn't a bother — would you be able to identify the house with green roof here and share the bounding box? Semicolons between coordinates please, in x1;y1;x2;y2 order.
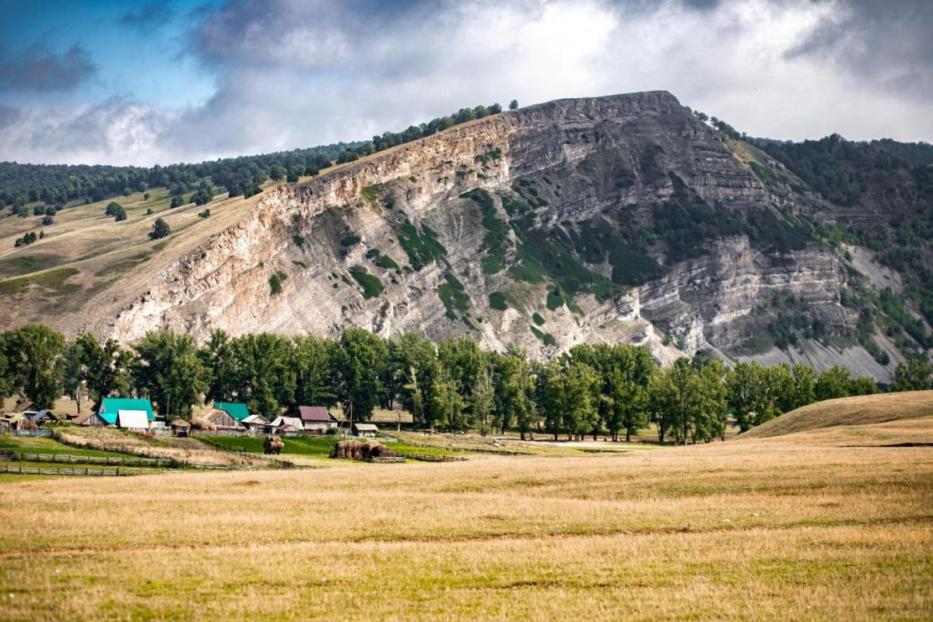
98;398;155;429
213;402;250;422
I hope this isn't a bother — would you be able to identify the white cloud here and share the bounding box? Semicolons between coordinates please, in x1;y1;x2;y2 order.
2;0;931;166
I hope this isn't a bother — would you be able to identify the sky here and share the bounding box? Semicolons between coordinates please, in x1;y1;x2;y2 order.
0;0;931;166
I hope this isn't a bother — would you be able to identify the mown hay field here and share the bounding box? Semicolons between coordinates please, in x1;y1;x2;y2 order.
0;434;931;621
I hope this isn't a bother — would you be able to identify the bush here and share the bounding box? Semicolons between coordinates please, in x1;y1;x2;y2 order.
349;266;384;299
149;218;170;240
488;291;508;310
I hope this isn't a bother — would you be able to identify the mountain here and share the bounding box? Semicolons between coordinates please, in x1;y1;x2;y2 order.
1;91;930;380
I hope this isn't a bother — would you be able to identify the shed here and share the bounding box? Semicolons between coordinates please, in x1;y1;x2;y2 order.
98;398;155;427
298;406;338;432
352;422;379;437
170;419;191;437
241;414;272;433
213;402;250;422
271;416;304;433
200;409;244;431
76;412;109;426
29;409;59;425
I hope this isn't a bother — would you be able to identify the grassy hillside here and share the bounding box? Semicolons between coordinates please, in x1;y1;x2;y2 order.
0;440;929;619
739;390;933;439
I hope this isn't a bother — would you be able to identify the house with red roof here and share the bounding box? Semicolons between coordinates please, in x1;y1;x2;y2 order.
297;406;339;433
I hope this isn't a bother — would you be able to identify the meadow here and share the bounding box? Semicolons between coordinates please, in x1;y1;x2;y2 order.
0;412;931;621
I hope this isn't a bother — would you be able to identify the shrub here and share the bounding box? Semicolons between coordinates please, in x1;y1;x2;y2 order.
488;291;508;310
349;266;384;299
149;218;170;240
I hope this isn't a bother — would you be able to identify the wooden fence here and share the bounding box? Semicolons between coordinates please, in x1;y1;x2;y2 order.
11;429;52;437
0;450;178;468
0;465;139;476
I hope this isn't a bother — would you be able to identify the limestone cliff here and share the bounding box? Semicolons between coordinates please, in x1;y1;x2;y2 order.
102;91;926;381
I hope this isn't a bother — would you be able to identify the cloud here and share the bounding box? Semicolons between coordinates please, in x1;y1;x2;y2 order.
0;43;97;92
120;2;173;32
0;98;170;165
2;0;932;165
784;0;933;99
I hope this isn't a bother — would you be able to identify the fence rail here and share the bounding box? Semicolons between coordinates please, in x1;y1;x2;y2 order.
0;450;177;467
0;465;139;477
11;429;52;437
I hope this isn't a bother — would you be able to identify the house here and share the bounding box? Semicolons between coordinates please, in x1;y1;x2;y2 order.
28;409;59;425
297;406;338;432
241;414;272;433
271;416;304;434
352;422;379;437
213;402;251;424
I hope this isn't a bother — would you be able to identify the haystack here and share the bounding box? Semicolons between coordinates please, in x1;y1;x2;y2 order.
264;435;284;455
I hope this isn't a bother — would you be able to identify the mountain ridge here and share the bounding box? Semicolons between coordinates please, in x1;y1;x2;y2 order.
1;91;930;381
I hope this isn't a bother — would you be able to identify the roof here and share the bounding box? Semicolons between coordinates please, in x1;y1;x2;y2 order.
100;398;154;422
298;406;333;422
214;402;250;421
353;423;379;431
170;419;190;427
242;414;271;425
272;416;304;429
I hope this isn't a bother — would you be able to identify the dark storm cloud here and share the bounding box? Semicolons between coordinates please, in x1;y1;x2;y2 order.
120;2;173;31
785;0;933;98
0;43;97;92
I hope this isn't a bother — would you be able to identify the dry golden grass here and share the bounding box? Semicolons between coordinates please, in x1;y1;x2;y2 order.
741;391;933;439
0;435;930;621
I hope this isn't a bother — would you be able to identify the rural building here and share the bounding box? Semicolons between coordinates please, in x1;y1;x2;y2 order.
170;419;191;437
197;409;244;431
76;412;109;426
298;406;338;432
241;414;272;433
271;416;304;434
28;410;59;425
213;402;251;424
352;422;379;437
97;398;155;430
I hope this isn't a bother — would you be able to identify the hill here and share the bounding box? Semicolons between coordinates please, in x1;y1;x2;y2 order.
0;91;930;379
738;390;933;443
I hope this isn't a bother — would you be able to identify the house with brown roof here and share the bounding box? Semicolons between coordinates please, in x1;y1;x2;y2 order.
297;406;338;433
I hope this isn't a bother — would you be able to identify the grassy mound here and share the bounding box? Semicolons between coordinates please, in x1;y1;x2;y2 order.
739;390;933;439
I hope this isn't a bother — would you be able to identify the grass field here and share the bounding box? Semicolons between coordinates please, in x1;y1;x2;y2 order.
0;428;930;620
740;390;933;439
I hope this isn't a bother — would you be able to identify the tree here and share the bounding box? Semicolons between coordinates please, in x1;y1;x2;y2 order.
893;359;932;391
60;341;85;413
815;366;852;401
292;335;335;409
105;201;126;221
472;365;495;436
561;361;600;440
149;218;170;240
3;324;66;408
333;328;388;423
76;334;131;412
429;371;465;432
390;333;438;425
199;330;237;404
509;99;519;110
132;331;206;419
228;333;297;420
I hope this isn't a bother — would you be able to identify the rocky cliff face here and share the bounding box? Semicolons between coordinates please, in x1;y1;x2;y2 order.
104;91;921;380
